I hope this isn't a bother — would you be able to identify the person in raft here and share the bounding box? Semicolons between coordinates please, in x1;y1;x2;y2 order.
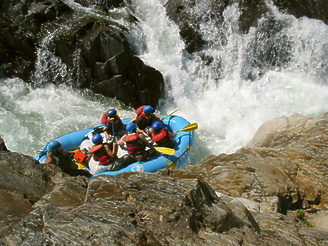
117;123;158;162
134;105;163;135
89;133;130;171
45;140;92;177
100;109;126;141
149;121;177;148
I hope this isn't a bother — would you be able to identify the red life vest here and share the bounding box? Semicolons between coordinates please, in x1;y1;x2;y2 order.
98;155;114;165
100;112;108;124
90;144;114;164
151;128;173;147
135;105;146;116
122;132;145;155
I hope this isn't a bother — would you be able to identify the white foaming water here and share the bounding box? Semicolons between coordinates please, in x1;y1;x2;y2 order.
0;78;134;154
1;0;327;164
126;0;328;162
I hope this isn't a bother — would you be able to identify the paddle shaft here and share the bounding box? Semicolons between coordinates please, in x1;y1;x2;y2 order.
162;108;179;120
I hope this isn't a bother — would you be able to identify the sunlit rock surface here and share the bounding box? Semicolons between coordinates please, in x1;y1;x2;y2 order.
0;113;327;245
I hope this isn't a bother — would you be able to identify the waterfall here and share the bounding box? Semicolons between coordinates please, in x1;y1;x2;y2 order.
125;0;328;162
32;29;74;87
0;0;327;163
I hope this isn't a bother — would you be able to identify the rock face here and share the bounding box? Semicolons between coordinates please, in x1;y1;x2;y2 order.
185;114;328;213
0;113;327;245
0;0;164;108
1;0;326;108
164;0;327;52
164;0;327;82
272;0;328;25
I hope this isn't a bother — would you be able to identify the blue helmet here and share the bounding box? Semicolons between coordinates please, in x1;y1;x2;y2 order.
47;140;61;151
126;123;137;133
92;134;103;145
152;121;163;131
107;109;117;118
143;105;154;115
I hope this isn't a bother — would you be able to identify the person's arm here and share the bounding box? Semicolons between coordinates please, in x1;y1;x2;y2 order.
117;137;125;146
104;143;117;158
135;117;146;132
154;114;163;121
103;127;111;141
169;130;177;139
139;133;152;147
44;152;55;164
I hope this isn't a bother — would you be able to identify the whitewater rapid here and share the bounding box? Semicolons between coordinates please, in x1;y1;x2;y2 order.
0;0;327;164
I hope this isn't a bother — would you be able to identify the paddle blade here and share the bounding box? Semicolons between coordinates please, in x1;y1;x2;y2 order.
179;123;198;132
89;144;102;153
154;147;175;155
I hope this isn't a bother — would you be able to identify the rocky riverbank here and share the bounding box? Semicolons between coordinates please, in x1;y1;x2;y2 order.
0;113;327;245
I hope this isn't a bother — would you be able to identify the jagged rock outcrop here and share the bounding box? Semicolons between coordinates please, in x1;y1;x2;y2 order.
185;113;328;213
272;0;327;25
0;113;328;245
0;0;164;108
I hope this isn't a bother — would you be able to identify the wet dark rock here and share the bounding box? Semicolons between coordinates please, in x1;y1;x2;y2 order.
94;0;124;11
238;0;269;33
165;0;228;54
164;0;327;83
0;0;164;108
273;0;328;25
0;137;9;151
1;0;326;108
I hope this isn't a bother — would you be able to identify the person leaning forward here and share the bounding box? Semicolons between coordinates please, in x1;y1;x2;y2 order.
101;108;127;141
118;123;158;162
45;140;92;177
149;121;177;148
134;105;163;135
89;133;131;171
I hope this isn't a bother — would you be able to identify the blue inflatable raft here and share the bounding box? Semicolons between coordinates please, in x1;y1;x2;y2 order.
34;115;195;177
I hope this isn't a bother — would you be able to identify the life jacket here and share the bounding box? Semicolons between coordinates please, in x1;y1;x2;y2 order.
122;132;145;155
151;128;174;148
135;105;146;116
100;112;108;124
105;117;124;135
90;144;114;164
98;155;114;165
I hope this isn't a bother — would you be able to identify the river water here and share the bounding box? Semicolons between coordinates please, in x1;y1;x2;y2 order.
0;0;327;164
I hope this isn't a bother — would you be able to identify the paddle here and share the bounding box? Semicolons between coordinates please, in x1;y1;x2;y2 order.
161;108;179;120
153;146;175;155
178;122;198;132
